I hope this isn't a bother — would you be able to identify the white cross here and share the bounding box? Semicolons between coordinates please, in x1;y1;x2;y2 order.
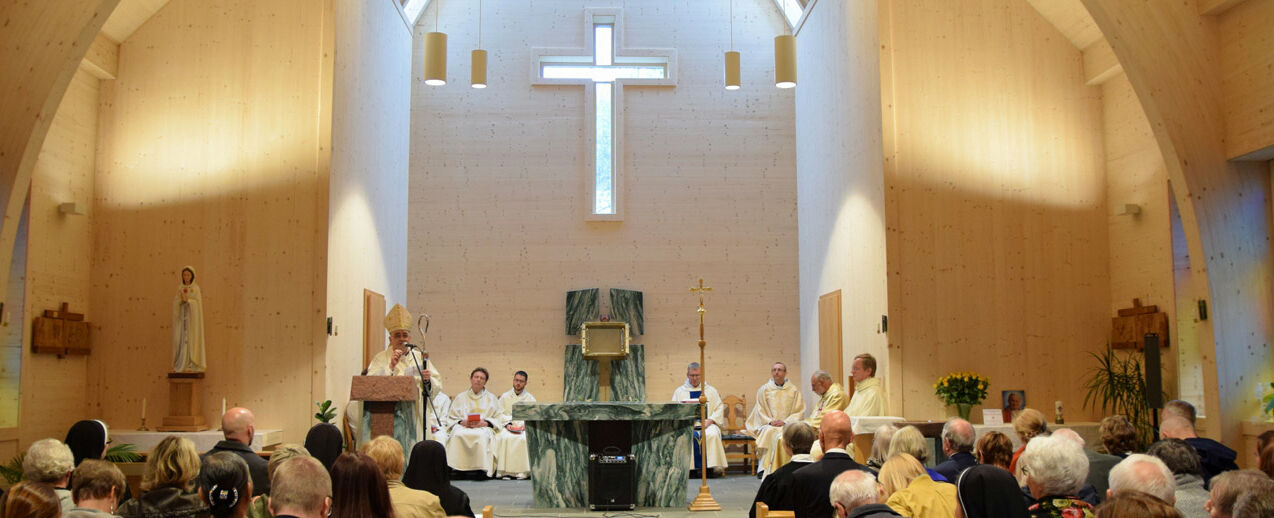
532;9;676;220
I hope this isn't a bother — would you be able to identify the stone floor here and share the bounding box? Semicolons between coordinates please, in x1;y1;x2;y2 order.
454;472;763;517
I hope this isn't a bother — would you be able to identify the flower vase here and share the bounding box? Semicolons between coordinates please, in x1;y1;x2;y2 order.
956;403;973;420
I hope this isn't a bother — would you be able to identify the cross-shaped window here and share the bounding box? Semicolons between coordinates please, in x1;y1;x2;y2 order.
533;10;676;220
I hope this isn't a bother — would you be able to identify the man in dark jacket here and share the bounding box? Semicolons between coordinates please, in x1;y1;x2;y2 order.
792;411;874;518
933;417;978;482
206;407;269;495
1161;416;1238;485
750;421;818;518
829;469;902;518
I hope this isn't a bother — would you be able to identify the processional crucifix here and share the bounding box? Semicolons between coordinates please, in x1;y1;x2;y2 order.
688;278;721;511
531;8;676;220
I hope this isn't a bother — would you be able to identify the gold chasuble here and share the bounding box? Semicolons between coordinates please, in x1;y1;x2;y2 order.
746;379;806;475
805;382;849;431
844;377;887;416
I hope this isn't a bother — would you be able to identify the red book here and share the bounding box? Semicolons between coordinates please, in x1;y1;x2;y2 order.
467;413;481;423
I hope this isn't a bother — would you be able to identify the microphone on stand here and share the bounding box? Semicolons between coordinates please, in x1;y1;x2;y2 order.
404;343;432;393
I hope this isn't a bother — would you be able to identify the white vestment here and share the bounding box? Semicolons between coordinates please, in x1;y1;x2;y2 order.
446;388;506;475
672;381;727;470
361;347;445;448
745;378;806;475
171;273;206;372
427;391;453;446
845;377;888;417
492;389;536;477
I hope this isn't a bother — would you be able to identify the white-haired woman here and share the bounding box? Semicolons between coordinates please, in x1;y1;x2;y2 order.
1018;434;1094;517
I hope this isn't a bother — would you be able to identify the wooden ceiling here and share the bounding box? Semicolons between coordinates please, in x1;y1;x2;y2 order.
100;0;172;43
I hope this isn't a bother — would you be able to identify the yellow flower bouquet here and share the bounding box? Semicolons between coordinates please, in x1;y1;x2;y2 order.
934;372;990;419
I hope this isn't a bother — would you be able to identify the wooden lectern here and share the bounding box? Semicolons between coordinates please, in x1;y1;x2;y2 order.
350;376;418;439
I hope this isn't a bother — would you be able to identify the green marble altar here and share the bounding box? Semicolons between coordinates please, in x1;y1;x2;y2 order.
562;344;646;402
514;401;697;508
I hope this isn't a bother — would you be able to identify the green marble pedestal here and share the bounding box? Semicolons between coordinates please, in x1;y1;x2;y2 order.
513;401;697;508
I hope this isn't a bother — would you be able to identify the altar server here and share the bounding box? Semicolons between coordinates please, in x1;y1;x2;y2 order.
492;371;536;479
747;362;806;476
672;362;728;475
446;367;506;477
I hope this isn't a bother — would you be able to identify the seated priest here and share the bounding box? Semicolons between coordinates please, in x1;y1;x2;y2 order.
747;361;806;477
805;369;849;460
492;371;536;480
845;353;888;417
426;390;454;446
672;362;727;476
360;304;445;450
446;367;506;478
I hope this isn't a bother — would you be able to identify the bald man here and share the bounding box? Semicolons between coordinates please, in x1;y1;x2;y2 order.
790;411;872;518
206;407;269;495
1160;416;1238;485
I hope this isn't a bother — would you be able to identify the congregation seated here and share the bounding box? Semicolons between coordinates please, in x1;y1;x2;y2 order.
65;459;127;518
1009;408;1048;476
1107;453;1176;505
953;464;1029;518
361;435;446;518
446;367;506;478
1094;490;1182;518
247;443;311;518
866;423;897;470
65;419;132;506
198;451;253;518
886;426;945;482
1232;488;1274;517
403;440;475;518
303;423;344;472
975;431;1013;472
1053;428;1120;500
1204;469;1274;518
878;453;956;518
1160;415;1239;485
208;407;270;496
492;370;536;479
932;417;977;481
329;452;393;518
791;410;872;518
268;455;331;518
1261;443;1274;479
1017;434;1094;517
22;438;75;512
116;436;208;518
672;361;727;476
749;421;816;518
1099;415;1140;458
2;481;61;518
828;469;901;517
1147;439;1210;518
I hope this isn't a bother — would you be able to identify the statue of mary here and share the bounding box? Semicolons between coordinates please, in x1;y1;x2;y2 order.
172;266;206;372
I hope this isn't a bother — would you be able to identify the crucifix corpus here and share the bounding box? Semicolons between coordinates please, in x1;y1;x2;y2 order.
532;8;677;221
688;278;721;512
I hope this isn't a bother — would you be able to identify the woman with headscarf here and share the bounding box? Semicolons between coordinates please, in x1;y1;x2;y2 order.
402;441;474;518
65;420;134;506
304;423;344;472
955;465;1029;518
172;266;206;372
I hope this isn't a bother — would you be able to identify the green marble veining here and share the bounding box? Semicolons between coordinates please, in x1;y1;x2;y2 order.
608;288;644;335
634;419;692;506
525;420;589;507
564;289;599;335
513;402;697;421
561;345;600;401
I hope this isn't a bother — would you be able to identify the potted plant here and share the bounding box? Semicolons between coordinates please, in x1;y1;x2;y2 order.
935;372;990;420
1083;345;1159;447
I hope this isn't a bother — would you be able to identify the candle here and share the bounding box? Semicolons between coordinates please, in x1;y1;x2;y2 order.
221;398;227;416
142;397;147;418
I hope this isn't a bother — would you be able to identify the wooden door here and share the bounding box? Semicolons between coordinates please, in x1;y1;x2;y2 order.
362;290;385;371
818;290;845;393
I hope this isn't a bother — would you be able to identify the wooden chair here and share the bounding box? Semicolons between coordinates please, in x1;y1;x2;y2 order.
721;394;758;475
756;502;796;518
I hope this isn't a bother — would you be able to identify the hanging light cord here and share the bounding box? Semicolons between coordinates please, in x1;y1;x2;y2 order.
435;0;440;33
478;0;482;48
729;0;734;51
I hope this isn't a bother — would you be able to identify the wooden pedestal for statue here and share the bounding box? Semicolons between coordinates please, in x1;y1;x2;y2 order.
158;372;209;432
350;376;418;438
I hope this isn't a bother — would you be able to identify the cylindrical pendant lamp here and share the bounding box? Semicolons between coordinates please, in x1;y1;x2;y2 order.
774;34;796;89
471;49;487;88
424;32;448;86
724;51;740;90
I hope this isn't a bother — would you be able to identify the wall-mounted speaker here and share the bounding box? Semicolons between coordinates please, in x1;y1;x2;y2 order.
1144;333;1163;410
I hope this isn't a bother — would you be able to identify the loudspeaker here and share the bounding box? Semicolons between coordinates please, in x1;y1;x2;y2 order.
1144;333;1163;410
588;452;636;511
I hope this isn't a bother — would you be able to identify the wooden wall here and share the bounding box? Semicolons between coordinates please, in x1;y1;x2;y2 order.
324;0;411;418
406;0;800;405
794;0;890;407
1219;0;1274;160
880;0;1109;421
88;0;330;443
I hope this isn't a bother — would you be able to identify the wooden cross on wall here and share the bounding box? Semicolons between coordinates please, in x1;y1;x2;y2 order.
33;302;91;356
